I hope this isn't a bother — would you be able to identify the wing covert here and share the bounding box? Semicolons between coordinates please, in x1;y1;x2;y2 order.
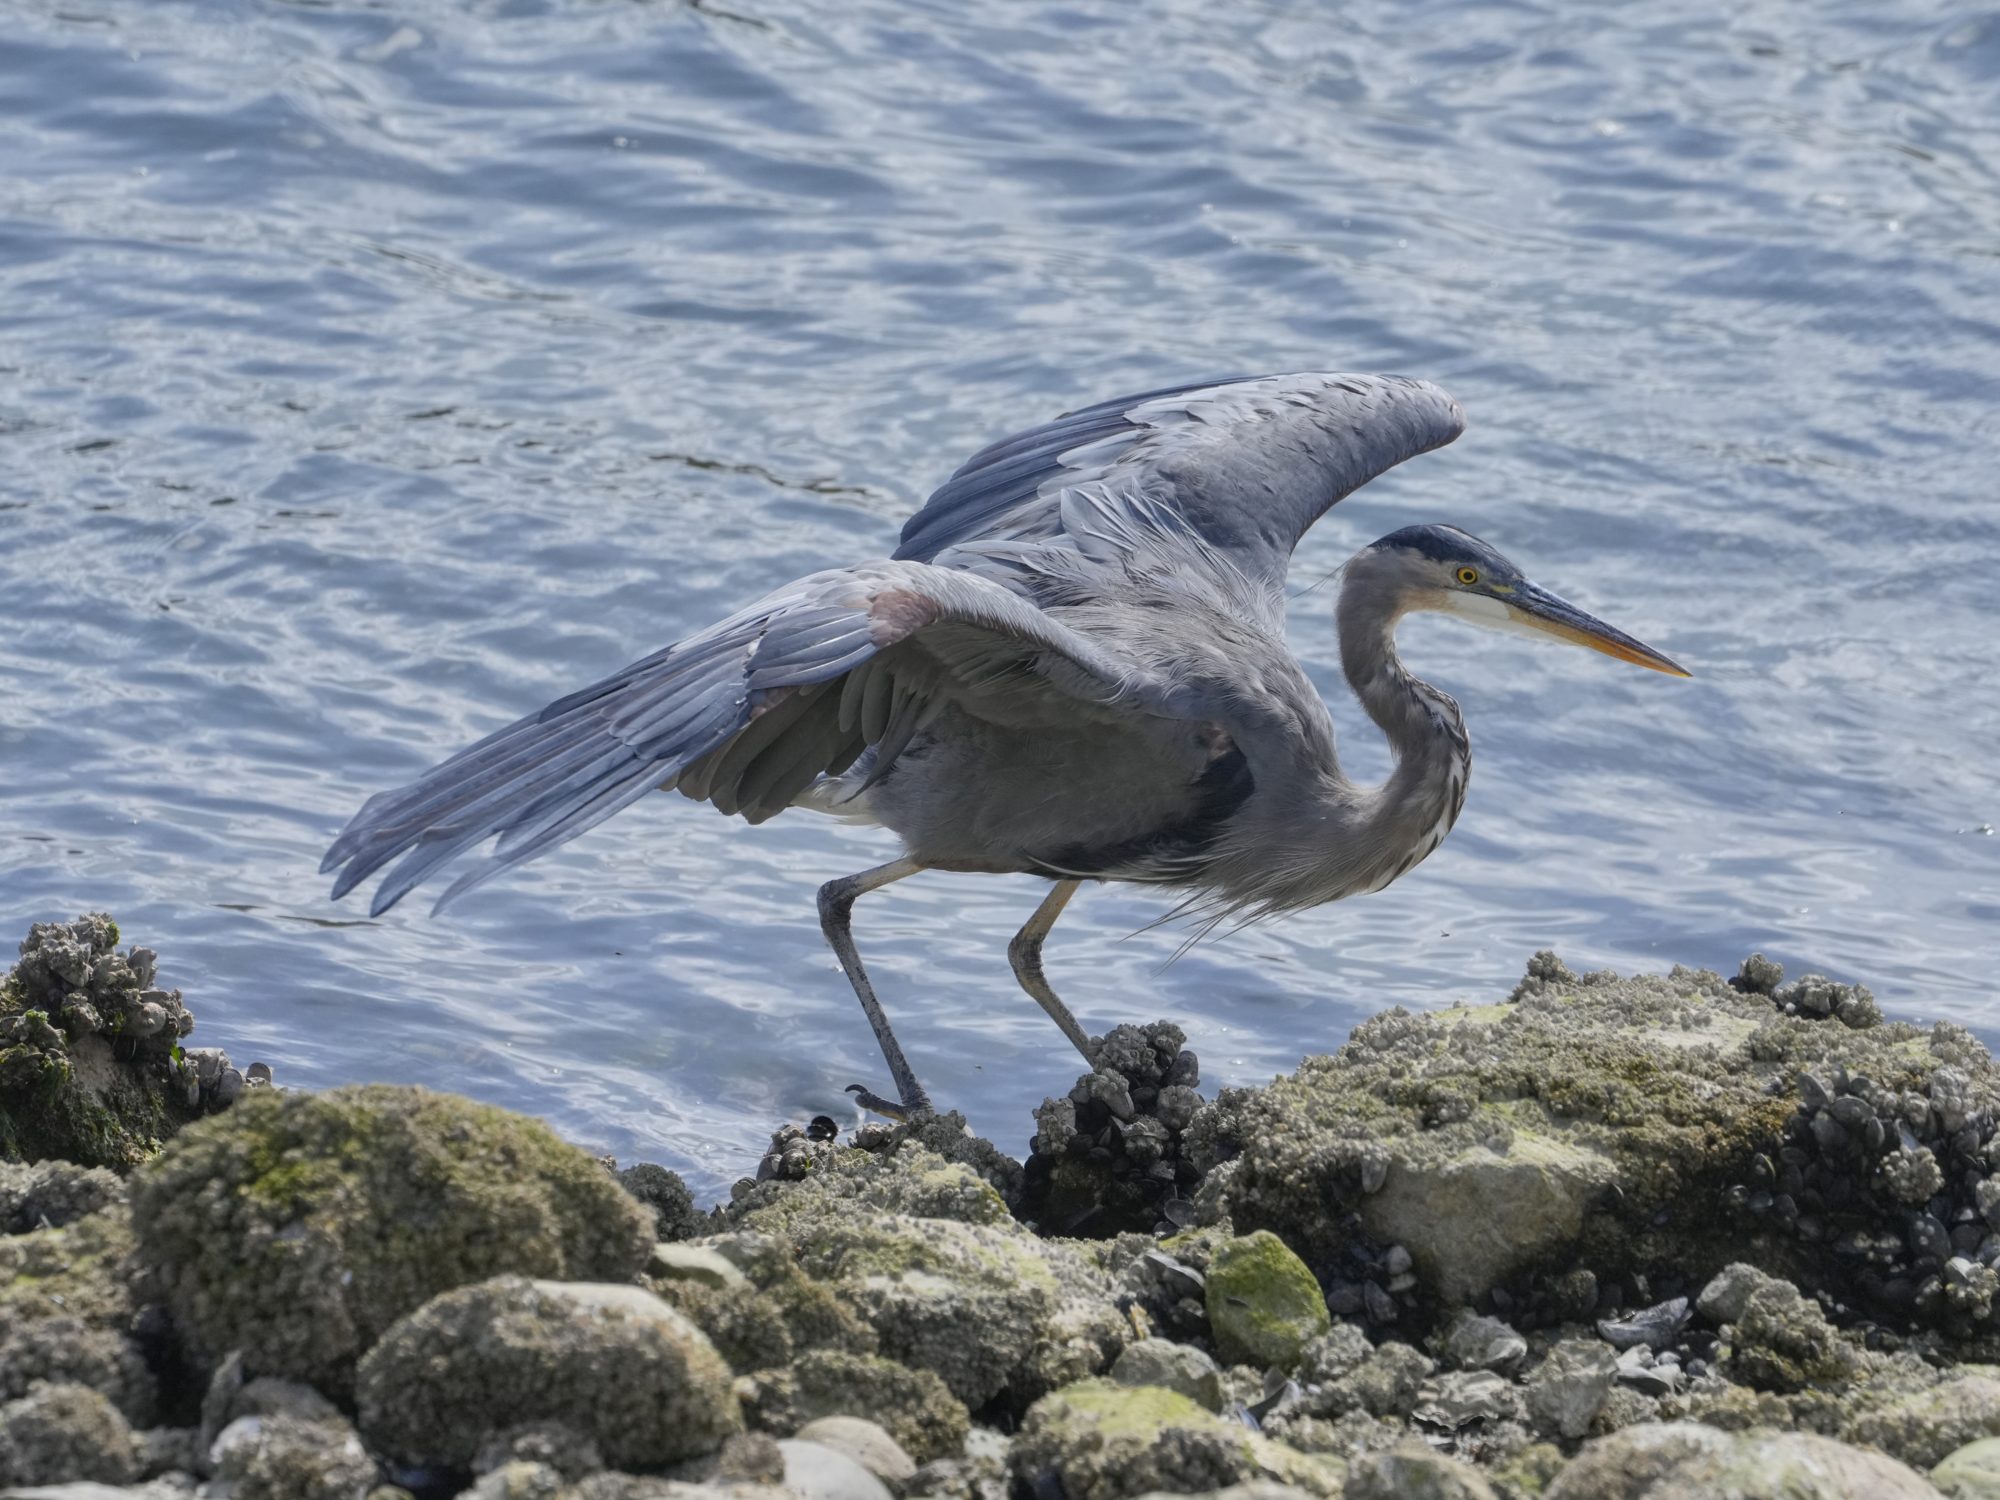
895;372;1465;591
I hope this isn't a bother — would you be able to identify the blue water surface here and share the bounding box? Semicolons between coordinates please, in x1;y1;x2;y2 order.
2;0;1996;1194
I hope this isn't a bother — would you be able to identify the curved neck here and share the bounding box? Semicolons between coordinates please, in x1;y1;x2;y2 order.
1333;585;1471;886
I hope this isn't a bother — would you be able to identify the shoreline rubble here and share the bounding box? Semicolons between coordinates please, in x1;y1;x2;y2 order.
5;915;2000;1499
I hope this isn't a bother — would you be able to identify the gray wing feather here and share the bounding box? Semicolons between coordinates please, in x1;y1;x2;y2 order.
321;561;1174;917
895;372;1464;588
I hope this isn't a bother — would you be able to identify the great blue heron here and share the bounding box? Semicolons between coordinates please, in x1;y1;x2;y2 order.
323;372;1688;1117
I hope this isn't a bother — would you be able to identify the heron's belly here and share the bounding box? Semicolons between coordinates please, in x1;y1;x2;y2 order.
830;708;1244;880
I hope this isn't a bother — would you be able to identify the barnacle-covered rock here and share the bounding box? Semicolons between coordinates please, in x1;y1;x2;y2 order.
1189;952;2000;1342
725;1144;1128;1406
0;1200;156;1424
725;1140;1014;1235
131;1084;655;1396
1842;1375;2000;1471
1009;1379;1344;1499
1541;1421;1940;1499
647;1238;877;1373
0;1158;124;1229
0;914;229;1169
1720;1271;1857;1393
209;1412;379;1500
618;1162;705;1242
354;1276;740;1470
734;1349;969;1463
0;1381;141;1489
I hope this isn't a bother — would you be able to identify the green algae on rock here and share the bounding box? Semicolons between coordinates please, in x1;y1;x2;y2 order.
1011;1378;1344;1500
0;913;215;1170
1205;1229;1331;1370
130;1083;655;1396
356;1276;741;1471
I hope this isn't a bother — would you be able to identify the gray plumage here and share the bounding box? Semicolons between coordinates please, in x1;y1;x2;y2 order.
324;371;1686;1116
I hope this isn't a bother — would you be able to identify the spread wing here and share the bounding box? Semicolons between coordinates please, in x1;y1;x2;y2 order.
321;561;1189;917
896;372;1465;599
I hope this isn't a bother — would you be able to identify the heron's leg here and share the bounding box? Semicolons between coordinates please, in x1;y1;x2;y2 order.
1007;879;1096;1066
817;855;932;1118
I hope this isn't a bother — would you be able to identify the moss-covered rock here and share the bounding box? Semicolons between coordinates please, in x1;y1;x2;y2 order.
0;914;215;1170
1010;1379;1344;1500
0;1381;141;1488
1188;953;1999;1332
130;1084;654;1395
735;1349;969;1464
1542;1421;1940;1499
355;1276;740;1471
645;1234;878;1374
1206;1230;1331;1371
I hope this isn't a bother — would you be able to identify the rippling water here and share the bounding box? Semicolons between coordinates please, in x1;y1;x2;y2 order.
3;0;1996;1193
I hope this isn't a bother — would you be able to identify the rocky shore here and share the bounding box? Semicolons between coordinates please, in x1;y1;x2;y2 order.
7;914;2000;1499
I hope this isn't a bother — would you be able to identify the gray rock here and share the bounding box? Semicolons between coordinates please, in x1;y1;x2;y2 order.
645;1244;750;1292
1344;1444;1501;1500
354;1276;739;1471
1412;1370;1519;1431
777;1439;895;1500
1614;1346;1683;1398
208;1413;376;1500
0;1385;140;1490
1110;1340;1227;1412
1695;1263;1773;1327
1437;1312;1527;1374
1544;1422;1941;1499
793;1418;915;1486
1524;1340;1617;1441
1935;1436;2000;1499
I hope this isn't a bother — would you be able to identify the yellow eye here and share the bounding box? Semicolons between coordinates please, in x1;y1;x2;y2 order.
1456;566;1480;586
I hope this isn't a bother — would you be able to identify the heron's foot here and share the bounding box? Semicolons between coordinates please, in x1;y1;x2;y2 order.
845;1081;934;1123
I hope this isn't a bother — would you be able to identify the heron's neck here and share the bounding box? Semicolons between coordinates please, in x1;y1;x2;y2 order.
1334;595;1471;888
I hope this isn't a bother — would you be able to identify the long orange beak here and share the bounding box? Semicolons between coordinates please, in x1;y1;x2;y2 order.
1507;581;1692;677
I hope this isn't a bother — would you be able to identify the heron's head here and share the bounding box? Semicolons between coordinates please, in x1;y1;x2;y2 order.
1353;523;1690;677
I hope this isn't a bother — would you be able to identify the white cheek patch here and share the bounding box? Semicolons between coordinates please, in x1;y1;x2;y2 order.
1439;590;1548;641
